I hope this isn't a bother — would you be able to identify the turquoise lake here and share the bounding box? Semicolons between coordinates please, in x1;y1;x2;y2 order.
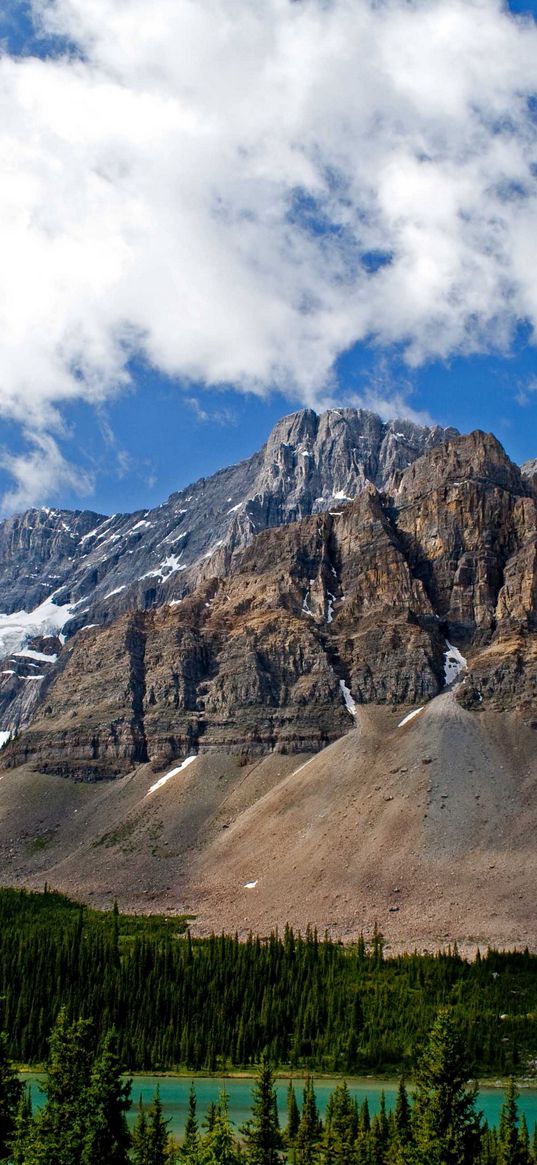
22;1074;537;1138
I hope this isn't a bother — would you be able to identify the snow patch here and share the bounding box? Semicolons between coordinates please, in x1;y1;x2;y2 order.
130;519;153;533
227;503;242;513
147;754;197;796
13;649;58;663
0;731;10;749
140;554;186;582
244;881;258;889
398;707;424;727
339;679;356;717
0;595;76;658
302;590;314;618
444;642;467;686
326;592;335;624
332;490;350;500
104;585;126;599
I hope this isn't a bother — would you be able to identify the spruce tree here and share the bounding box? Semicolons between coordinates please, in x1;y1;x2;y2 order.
286;1080;300;1147
201;1090;238;1165
498;1078;529;1165
182;1084;200;1165
0;1024;22;1159
81;1029;131;1165
24;1009;94;1165
147;1089;170;1165
241;1058;282;1165
410;1011;482;1165
296;1077;320;1165
10;1085;32;1165
132;1099;151;1165
321;1082;356;1165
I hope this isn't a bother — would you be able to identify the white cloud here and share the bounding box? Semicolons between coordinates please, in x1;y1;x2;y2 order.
0;0;537;504
0;432;93;512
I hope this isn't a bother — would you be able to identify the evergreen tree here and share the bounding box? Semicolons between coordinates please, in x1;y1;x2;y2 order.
410;1011;482;1165
10;1085;32;1165
241;1058;282;1165
286;1080;300;1147
394;1080;411;1139
201;1091;238;1165
132;1099;151;1165
81;1029;131;1165
498;1078;529;1165
389;1079;411;1164
371;1092;390;1165
24;1009;94;1165
182;1084;200;1165
520;1115;530;1165
147;1089;170;1165
0;1024;22;1159
296;1077;320;1165
321;1082;356;1165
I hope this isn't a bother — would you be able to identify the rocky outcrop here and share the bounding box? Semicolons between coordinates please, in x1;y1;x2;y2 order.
391;432;531;638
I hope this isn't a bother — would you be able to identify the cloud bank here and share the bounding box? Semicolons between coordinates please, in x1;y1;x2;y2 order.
1;0;537;505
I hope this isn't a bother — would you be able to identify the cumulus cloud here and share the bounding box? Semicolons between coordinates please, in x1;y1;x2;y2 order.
1;0;537;504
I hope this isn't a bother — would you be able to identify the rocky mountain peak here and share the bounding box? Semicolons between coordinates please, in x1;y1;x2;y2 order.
0;407;456;635
3;425;536;779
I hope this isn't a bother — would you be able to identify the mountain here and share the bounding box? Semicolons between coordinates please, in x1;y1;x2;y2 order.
0;409;455;625
0;413;535;950
0;408;455;735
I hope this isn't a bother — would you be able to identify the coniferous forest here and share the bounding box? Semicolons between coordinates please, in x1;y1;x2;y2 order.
0;888;536;1078
0;1009;536;1164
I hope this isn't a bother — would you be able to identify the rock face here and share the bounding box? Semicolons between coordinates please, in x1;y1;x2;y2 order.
0;409;455;628
4;427;537;779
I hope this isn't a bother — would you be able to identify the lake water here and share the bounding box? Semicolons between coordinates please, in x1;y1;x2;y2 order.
22;1074;537;1138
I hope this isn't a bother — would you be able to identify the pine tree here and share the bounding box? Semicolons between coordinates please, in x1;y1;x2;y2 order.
241;1058;282;1165
81;1029;131;1165
410;1011;482;1165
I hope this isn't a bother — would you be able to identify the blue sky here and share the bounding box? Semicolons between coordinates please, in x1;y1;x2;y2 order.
1;0;537;516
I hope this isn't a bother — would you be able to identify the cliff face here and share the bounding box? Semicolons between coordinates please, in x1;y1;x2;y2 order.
0;408;455;625
4;428;537;779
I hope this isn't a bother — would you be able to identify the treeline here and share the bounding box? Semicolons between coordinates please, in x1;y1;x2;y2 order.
1;1010;536;1164
0;888;536;1075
